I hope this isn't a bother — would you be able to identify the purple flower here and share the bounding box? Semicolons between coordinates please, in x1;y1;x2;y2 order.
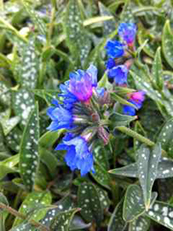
105;40;124;58
105;58;116;69
56;134;95;176
108;65;128;85
47;100;74;131
123;91;145;116
118;23;137;45
60;65;98;103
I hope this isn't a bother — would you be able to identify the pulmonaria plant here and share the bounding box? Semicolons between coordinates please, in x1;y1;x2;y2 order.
47;65;109;176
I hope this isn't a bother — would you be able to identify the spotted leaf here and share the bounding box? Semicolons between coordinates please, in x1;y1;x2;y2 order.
13;89;35;126
12;191;52;227
78;182;103;225
128;216;150;231
137;143;161;210
50;208;80;231
108;200;127;231
19;103;39;191
157;118;173;157
151;47;163;90
20;38;39;89
162;20;173;68
0;116;20;136
64;0;91;66
147;201;173;230
123;185;146;222
109;163;138;178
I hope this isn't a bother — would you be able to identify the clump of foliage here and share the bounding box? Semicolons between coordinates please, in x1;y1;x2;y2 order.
1;0;173;230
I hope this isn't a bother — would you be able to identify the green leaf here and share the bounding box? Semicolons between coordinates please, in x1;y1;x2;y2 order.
91;163;111;190
64;0;91;66
109;112;136;127
98;2;116;35
129;216;150;231
108;200;127;231
39;129;64;148
147;201;173;230
20;38;39;89
137;144;161;210
157;118;173;157
1;116;20;136
0;154;19;179
162;20;173;68
13;191;52;227
123;185;146;222
50;208;80;231
13;89;35;126
152;47;163;90
0;193;8;206
109;162;138;178
22;1;46;35
96;186;110;210
78;182;103;224
111;93;138;109
70;216;91;230
19;103;39;191
0;81;11;106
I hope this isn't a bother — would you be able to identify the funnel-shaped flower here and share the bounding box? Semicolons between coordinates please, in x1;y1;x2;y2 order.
123;91;145;116
56;134;95;176
47;101;74;130
108;65;128;85
105;40;124;58
118;23;137;45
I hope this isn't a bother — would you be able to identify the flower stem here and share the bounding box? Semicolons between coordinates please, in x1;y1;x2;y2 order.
0;203;50;231
116;126;167;156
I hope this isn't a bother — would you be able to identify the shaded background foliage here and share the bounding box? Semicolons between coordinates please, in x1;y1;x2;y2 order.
1;0;173;230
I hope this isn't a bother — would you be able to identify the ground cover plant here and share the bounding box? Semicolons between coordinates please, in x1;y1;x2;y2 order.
1;0;173;230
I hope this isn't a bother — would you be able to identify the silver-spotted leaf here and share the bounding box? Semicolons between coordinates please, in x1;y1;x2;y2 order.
19;103;39;191
13;89;35;126
78;182;103;224
147;201;173;230
108;200;127;231
162;20;173;68
123;185;146;222
152;47;163;90
129;216;150;231
13;191;52;227
157;118;173;157
50;208;79;231
137;144;161;209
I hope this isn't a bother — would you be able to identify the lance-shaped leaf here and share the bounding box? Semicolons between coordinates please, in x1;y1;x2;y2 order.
109;157;173;180
109;163;138;178
157;118;173;157
108;200;127;231
91;163;111;190
64;0;91;66
152;47;163;90
13;191;51;227
22;1;46;35
162;20;173;68
19;103;39;191
13;89;35;126
123;185;146;222
109;112;137;128
78;182;103;225
128;216;150;231
20;38;39;89
1;116;20;136
50;208;80;231
137;143;161;210
147;201;173;230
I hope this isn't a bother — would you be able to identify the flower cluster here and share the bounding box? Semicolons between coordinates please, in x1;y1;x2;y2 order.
47;65;108;176
105;23;137;86
105;22;145;115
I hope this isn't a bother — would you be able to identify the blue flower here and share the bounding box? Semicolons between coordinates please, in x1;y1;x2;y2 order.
56;134;95;176
59;65;98;103
47;101;74;131
123;91;145;115
108;65;128;85
118;23;137;45
105;40;124;58
105;58;116;69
